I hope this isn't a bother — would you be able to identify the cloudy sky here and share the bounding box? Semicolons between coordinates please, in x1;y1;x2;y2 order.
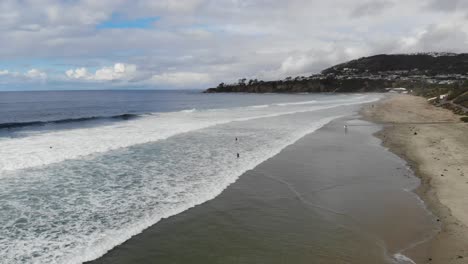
0;0;467;90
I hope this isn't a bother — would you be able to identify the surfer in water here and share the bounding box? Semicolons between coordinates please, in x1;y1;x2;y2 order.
237;153;240;158
344;125;348;134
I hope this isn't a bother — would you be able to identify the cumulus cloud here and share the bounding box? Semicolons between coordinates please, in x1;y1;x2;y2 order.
425;0;462;12
1;0;468;89
279;55;315;75
350;0;394;18
252;44;370;80
398;22;468;53
66;63;137;81
95;63;137;81
138;0;206;14
25;69;47;79
65;67;89;79
150;72;211;86
0;68;47;80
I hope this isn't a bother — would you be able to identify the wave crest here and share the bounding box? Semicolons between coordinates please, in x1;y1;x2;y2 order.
0;114;139;130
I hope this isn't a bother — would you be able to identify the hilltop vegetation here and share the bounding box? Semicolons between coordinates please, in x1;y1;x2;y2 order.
322;53;468;75
205;78;395;93
204;52;468;117
205;52;468;94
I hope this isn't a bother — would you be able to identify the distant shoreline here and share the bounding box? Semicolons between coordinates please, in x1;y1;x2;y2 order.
362;94;468;263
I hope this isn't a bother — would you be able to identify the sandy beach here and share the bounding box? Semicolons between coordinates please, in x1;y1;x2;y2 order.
89;104;439;264
362;94;468;263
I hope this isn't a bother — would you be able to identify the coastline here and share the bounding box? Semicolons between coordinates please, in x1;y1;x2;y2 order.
89;107;438;264
362;94;468;263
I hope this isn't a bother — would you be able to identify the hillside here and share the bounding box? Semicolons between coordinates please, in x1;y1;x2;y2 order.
205;53;468;94
204;53;468;117
322;53;468;75
204;78;395;93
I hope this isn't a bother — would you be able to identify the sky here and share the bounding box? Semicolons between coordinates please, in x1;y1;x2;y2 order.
0;0;467;90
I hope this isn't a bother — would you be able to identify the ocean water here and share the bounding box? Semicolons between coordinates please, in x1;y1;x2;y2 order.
0;90;381;263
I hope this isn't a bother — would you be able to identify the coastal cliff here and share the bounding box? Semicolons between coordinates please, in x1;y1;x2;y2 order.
205;78;395;93
204;53;468;94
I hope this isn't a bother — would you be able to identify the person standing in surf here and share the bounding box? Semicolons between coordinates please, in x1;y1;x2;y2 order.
236;137;240;158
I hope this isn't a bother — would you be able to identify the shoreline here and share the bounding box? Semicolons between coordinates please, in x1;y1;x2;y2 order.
361;94;468;263
89;107;438;264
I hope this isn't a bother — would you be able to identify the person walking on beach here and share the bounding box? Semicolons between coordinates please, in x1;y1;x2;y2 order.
344;125;348;134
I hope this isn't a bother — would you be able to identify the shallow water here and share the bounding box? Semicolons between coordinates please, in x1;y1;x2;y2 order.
1;92;400;263
89;117;439;264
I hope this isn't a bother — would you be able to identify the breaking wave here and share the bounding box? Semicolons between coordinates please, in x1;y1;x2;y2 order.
180;108;197;113
0;114;139;130
0;95;380;173
0;94;381;264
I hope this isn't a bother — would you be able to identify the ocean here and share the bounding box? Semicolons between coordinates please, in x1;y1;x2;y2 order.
0;90;433;264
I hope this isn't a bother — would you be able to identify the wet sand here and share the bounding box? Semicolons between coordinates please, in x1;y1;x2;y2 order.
362;94;468;263
89;111;438;264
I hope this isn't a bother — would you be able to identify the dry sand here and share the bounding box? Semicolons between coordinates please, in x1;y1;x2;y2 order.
362;94;468;264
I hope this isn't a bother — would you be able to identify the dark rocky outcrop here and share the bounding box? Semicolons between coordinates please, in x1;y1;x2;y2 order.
204;78;394;94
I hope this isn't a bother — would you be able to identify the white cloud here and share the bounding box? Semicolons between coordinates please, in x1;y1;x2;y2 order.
66;67;89;79
25;69;47;79
0;68;47;82
150;72;211;86
65;63;137;81
396;19;468;53
279;55;315;76
1;0;468;89
350;0;394;18
425;0;463;12
95;63;137;81
140;0;206;13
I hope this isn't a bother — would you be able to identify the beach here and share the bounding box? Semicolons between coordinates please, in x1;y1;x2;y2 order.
89;105;439;264
3;92;463;263
3;93;400;263
362;94;468;263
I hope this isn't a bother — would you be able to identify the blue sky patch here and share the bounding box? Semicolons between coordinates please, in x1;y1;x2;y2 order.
96;14;160;29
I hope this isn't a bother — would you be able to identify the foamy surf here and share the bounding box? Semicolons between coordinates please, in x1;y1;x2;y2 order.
393;253;416;264
180;108;197;113
0;95;380;173
276;100;317;106
0;94;381;264
249;104;269;108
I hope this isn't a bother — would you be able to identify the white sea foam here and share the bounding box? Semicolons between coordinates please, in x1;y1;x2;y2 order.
249;104;269;108
0;94;381;263
180;108;197;113
0;94;380;173
276;100;317;106
0;115;341;264
393;253;416;264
